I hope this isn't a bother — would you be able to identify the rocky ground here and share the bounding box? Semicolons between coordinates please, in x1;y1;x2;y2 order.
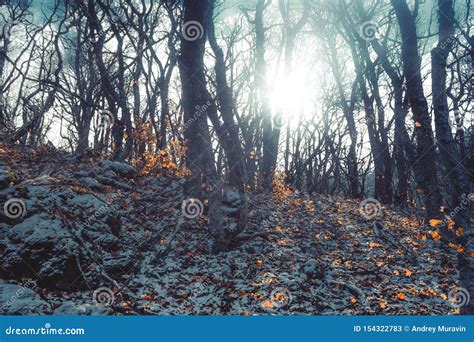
0;145;461;315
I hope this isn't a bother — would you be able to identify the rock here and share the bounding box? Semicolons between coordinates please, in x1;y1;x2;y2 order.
222;206;240;216
100;160;136;178
69;194;104;212
53;302;111;315
102;251;136;278
88;231;119;250
80;177;103;191
103;170;118;179
223;190;242;206
1;214;84;290
0;282;51;314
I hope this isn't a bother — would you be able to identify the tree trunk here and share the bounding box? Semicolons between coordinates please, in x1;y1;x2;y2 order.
391;0;443;220
431;0;472;314
255;0;277;189
178;0;224;251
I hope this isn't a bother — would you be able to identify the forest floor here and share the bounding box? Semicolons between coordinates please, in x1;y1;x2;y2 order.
0;145;461;315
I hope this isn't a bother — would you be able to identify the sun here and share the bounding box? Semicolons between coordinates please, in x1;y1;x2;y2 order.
269;70;312;125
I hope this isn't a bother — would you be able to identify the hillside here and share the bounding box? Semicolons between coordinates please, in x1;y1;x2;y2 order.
0;146;462;315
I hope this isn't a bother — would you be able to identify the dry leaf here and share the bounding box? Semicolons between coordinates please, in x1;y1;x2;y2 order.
429;219;443;227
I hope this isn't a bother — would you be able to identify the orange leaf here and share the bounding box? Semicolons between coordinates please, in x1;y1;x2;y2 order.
429;219;443;227
396;293;406;300
350;297;357;304
429;230;442;241
448;243;465;253
456;227;464;237
404;269;413;277
379;301;388;309
369;242;381;249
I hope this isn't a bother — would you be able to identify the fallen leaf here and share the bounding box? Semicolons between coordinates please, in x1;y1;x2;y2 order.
429;219;443;227
429;230;442;241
